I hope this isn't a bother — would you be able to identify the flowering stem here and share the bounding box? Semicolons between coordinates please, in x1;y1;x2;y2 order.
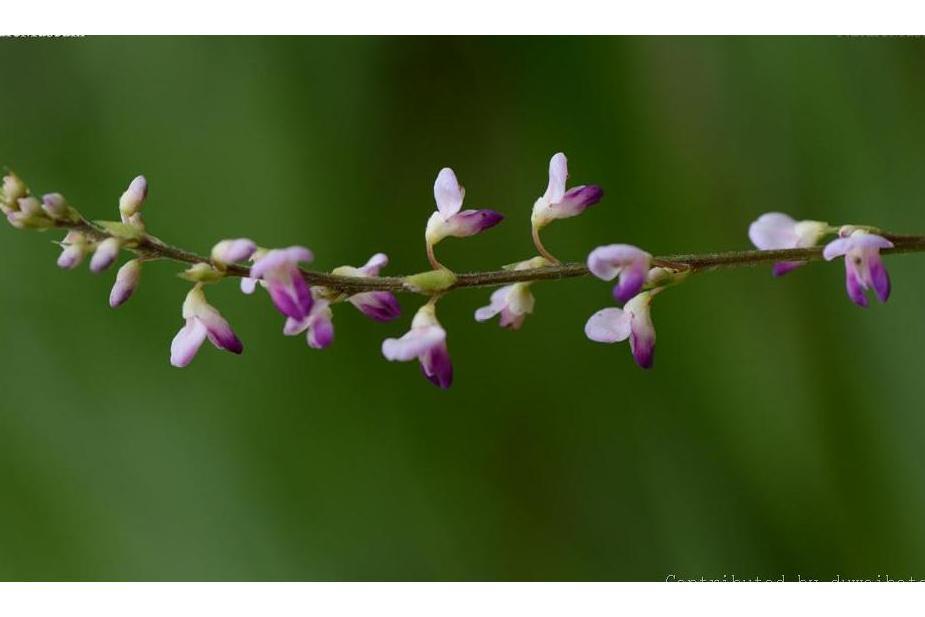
58;218;925;296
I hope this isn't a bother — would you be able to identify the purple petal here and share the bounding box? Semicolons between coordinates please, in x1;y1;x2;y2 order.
613;267;647;303
420;342;453;389
307;317;335;349
553;185;603;217
629;329;655;369
200;310;244;354
867;254;891;303
291;271;314;317
268;280;307;320
434;168;464;217
350;291;401;322
772;261;805;277
444;209;504;238
845;261;869;308
170;318;208;367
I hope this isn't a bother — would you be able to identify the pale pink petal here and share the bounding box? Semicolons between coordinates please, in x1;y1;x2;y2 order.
212;238;257;264
240;277;258;294
170;318;208;367
544;153;568;203
587;244;651;281
89;238;121;273
474;286;512;322
382;326;445;362
749;213;799;250
823;237;852;260
357;252;389;277
434;168;464;217
584;307;632;343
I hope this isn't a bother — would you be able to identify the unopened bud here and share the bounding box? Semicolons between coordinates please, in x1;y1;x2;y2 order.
119;175;148;222
109;259;142;307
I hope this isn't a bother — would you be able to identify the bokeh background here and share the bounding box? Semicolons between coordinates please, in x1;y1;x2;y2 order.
1;37;925;581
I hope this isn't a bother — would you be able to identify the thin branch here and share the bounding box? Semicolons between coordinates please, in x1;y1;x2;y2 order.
61;219;925;296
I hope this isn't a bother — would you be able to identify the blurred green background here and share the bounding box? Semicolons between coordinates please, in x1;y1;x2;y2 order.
1;37;925;581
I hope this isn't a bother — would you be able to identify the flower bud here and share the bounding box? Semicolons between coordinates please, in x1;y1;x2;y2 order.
403;269;457;294
2;172;27;205
57;231;91;269
179;262;225;283
41;193;69;219
6;196;53;229
119;175;148;223
90;237;122;273
109;259;142;307
211;238;257;267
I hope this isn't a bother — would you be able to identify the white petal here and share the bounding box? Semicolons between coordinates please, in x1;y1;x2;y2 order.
584;307;632;343
434;168;464;217
170;318;208;367
748;212;799;250
544;152;568;203
382;325;445;361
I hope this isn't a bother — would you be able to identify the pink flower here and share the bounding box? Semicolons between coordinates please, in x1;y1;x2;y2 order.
425;168;503;248
109;259;142;308
382;303;452;389
331;253;401;322
587;244;653;303
748;213;828;276
283;293;335;349
170;285;243;367
531;152;603;230
585;291;657;369
823;230;894;307
248;246;314;321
